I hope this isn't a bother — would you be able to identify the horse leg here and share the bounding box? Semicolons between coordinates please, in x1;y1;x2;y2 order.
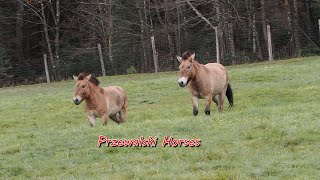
119;108;127;123
212;95;219;106
87;113;96;127
102;113;110;126
118;94;128;123
205;94;213;115
110;114;121;124
218;93;224;113
192;96;199;116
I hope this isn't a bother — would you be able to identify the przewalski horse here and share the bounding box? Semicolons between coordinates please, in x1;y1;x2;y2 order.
73;73;128;126
177;51;233;116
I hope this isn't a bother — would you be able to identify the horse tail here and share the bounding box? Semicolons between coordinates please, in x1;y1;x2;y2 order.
118;86;128;123
226;84;233;108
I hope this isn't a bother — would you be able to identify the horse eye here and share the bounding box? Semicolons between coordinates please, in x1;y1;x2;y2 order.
187;66;191;69
82;85;85;88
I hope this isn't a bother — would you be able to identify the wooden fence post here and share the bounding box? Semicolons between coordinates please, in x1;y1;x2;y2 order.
43;54;50;83
215;27;220;63
151;35;159;73
267;24;274;61
98;43;106;76
318;19;320;44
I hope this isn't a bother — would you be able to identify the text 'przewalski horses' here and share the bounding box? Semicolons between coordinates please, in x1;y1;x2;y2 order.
177;51;233;116
73;73;128;126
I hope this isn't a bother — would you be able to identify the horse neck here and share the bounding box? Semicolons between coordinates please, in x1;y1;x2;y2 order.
85;83;103;106
191;61;202;81
190;61;208;91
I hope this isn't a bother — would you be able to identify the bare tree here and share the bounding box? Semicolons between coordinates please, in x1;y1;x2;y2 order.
108;0;114;71
185;0;220;63
292;0;301;56
154;0;175;69
18;0;62;80
148;0;159;72
246;0;262;60
285;0;301;56
261;0;268;43
15;1;24;63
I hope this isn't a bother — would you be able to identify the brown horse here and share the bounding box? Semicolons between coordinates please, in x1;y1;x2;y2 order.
73;73;128;126
177;51;233;116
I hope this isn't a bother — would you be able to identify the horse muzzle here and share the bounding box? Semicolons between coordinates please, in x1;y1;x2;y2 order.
178;77;189;87
73;96;83;105
178;81;186;87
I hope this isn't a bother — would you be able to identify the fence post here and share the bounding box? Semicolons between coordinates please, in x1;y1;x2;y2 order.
267;24;274;61
43;54;50;83
215;27;220;64
97;43;106;76
318;19;320;44
151;35;159;73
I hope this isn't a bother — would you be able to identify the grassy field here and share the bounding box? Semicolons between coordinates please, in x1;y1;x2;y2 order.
1;56;320;179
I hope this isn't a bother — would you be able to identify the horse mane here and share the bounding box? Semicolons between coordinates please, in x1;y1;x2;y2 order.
77;73;100;86
181;51;201;66
181;51;193;60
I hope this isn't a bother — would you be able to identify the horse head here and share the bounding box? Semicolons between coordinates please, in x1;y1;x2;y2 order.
177;51;196;87
73;73;99;105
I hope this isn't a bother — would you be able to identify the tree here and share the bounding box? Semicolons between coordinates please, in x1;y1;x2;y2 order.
17;0;62;80
0;45;12;80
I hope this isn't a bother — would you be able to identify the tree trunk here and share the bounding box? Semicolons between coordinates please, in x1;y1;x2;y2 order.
284;0;292;27
149;0;159;72
54;0;61;80
145;0;152;71
41;3;56;80
292;0;301;56
261;0;268;43
185;0;220;63
223;6;235;64
304;0;312;37
175;0;182;55
138;6;148;72
253;13;263;60
251;0;263;60
98;1;109;74
155;0;175;70
168;34;175;69
15;1;24;63
108;0;115;74
227;21;235;58
215;0;225;60
164;0;175;70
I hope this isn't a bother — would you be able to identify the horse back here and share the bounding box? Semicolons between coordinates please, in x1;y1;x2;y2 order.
203;63;228;94
102;86;128;115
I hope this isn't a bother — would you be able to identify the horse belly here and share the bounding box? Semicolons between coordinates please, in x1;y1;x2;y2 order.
103;86;125;116
212;82;224;95
189;87;206;99
107;103;121;116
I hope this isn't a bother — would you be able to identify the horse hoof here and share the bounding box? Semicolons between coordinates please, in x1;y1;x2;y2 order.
193;109;198;116
205;110;210;115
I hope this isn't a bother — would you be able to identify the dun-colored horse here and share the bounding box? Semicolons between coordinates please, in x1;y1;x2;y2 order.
73;73;128;126
177;51;233;115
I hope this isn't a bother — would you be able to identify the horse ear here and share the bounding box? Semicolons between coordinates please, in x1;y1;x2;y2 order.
73;75;78;80
190;53;195;60
86;74;92;80
177;56;182;63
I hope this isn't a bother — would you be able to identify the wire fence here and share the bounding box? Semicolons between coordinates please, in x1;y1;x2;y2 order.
1;19;320;87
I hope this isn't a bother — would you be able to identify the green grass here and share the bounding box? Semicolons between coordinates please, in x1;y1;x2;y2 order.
1;57;320;179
